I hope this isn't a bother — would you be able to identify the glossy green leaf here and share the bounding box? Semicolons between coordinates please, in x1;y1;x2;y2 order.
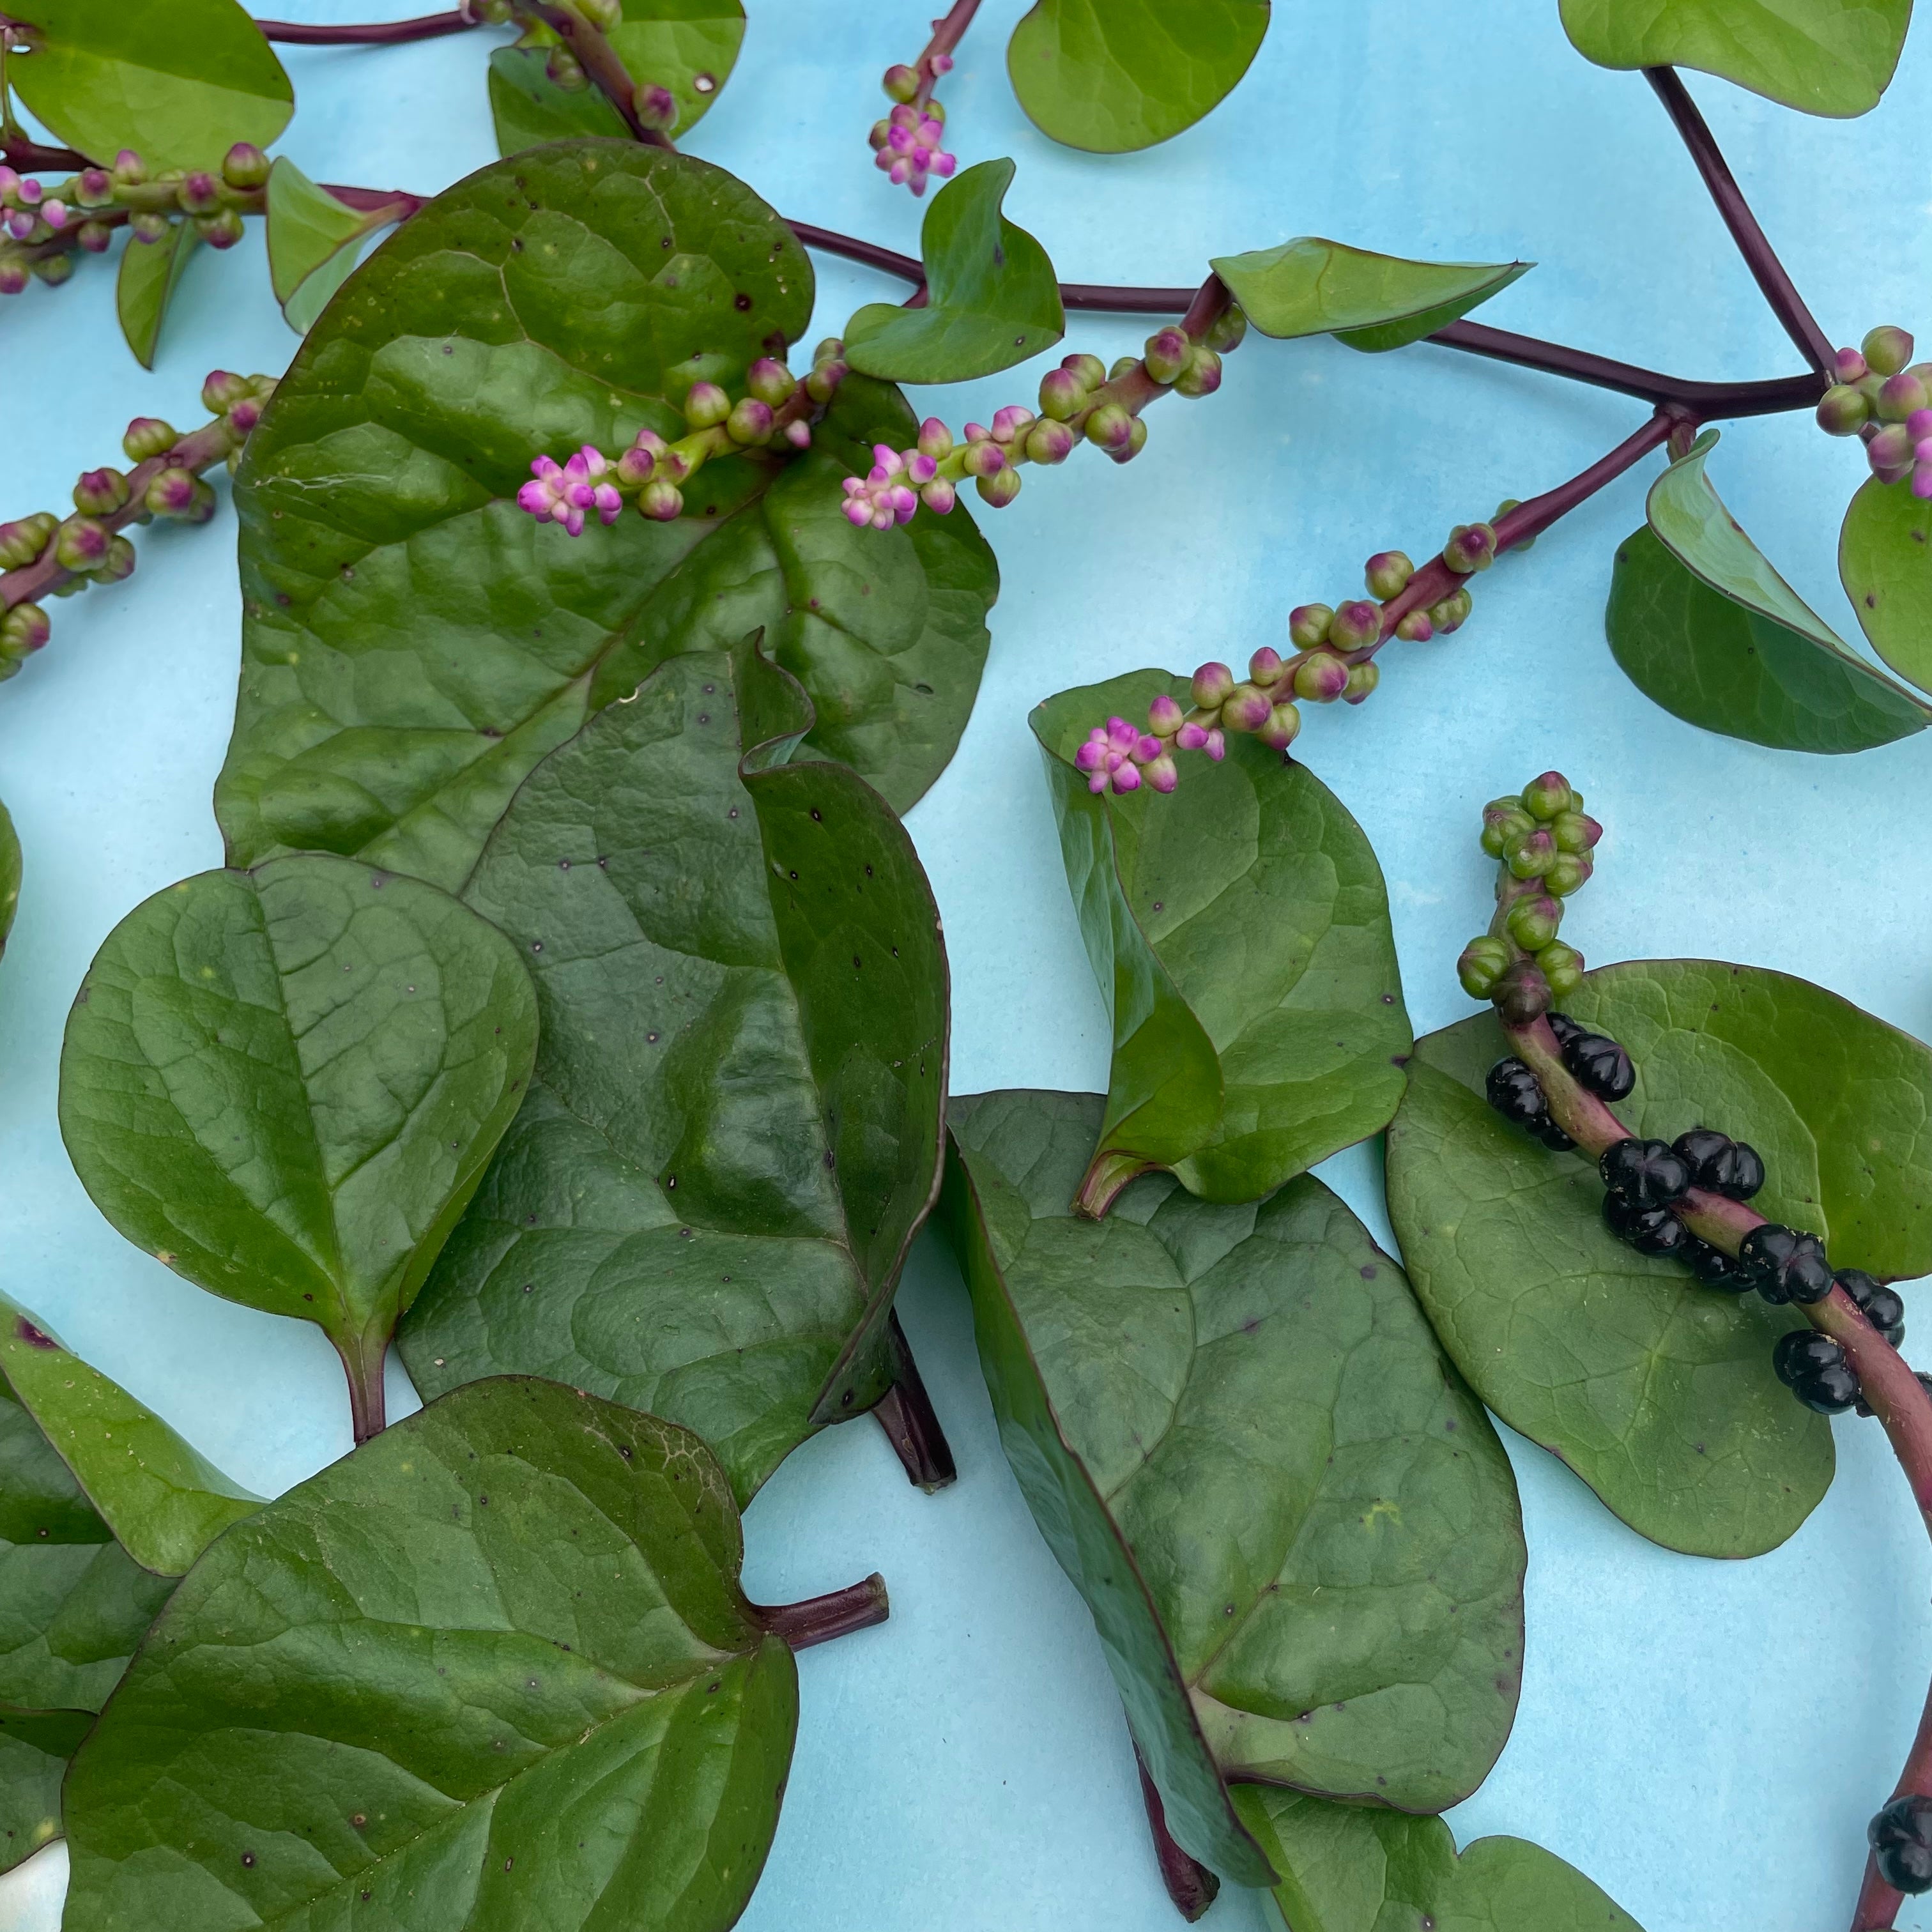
488;44;630;155
1839;476;1932;697
1032;671;1410;1210
1233;1786;1648;1932
1209;238;1531;351
218;142;995;896
264;157;410;337
0;1295;259;1579
57;853;539;1400
0;1706;92;1876
113;219;199;372
399;639;948;1498
1383;958;1932;1554
1607;433;1929;751
845;159;1065;383
63;1377;809;1932
0;801;19;954
1559;0;1909;116
8;0;293;170
944;1091;1526;1885
1008;0;1270;151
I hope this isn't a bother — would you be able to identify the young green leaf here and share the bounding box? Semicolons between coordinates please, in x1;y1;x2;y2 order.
217;143;995;894
6;0;293;171
399;638;949;1499
1209;238;1531;351
0;1708;93;1876
1008;0;1270;152
57;854;539;1431
1032;671;1410;1213
845;159;1065;383
0;1296;259;1579
1559;0;1909;116
1607;433;1929;752
944;1091;1526;1885
63;1377;854;1932
0;801;18;954
1839;477;1932;698
1384;958;1932;1555
1232;1787;1648;1932
488;44;631;155
264;158;410;336
113;220;199;372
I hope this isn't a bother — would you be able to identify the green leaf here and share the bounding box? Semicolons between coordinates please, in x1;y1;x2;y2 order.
943;1091;1526;1885
8;0;293;170
399;639;949;1499
113;219;199;371
1008;0;1270;151
0;1295;259;1579
1209;238;1531;351
0;801;19;954
1839;475;1932;697
488;44;631;155
1232;1786;1648;1932
63;1377;812;1932
0;1707;93;1877
1558;0;1909;116
1607;432;1930;752
845;159;1065;383
264;157;409;337
57;853;539;1404
1382;957;1932;1554
1031;670;1411;1210
218;143;996;896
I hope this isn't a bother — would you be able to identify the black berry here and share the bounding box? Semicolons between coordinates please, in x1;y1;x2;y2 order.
1797;1360;1862;1414
1485;1057;1547;1129
1738;1224;1834;1305
1837;1269;1906;1347
1669;1128;1765;1199
1602;1193;1690;1256
1546;1012;1583;1048
1724;1140;1765;1200
1871;1794;1932;1894
1683;1238;1747;1291
1563;1031;1635;1101
1538;1121;1576;1152
1773;1330;1844;1388
1598;1138;1692;1209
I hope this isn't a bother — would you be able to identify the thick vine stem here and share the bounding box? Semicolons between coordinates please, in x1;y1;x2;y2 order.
912;0;981;104
1852;1686;1932;1929
1643;66;1835;376
871;1310;958;1492
256;8;480;43
511;0;673;148
332;1331;388;1444
0;130;83;171
1134;1744;1221;1922
751;1572;890;1650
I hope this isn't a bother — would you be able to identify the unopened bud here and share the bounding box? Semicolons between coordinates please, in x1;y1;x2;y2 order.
90;534;137;584
31;254;73;286
1817;384;1870;436
1173;345;1222;399
1869;423;1914;476
919;475;955;514
1192;661;1235;709
1061;352;1107;390
1213;683;1267;734
1142;327;1189;385
1108;355;1139;382
1429;587;1473;632
1292;652;1351;703
1480;798;1535;857
1544;852;1593;896
73;467;129;515
1328;600;1380;648
1864;326;1915;378
0;261;26;297
1537;942;1584;999
683;381;731;429
1141;753;1179;792
77;220;112;253
784;420;813;450
1506;827;1556;880
176;171;221;216
1394;610;1434;642
638;478;684;520
882;63;920;103
1878;371;1929;422
1364;550;1413;599
1551;809;1601;854
1204;305;1247;353
1343;662;1378;704
1444;522;1497;573
634;84;677;132
1148;693;1185;735
575;0;621;27
1038;366;1085;420
804;359;847;404
546;46;586;89
1834;346;1869;383
1108;417;1149;464
112;149;146;187
1025;419;1075;465
976;467;1022;509
202;370;252;413
145;468;199;517
0;595;50;650
1257;701;1301;751
1506;893;1562;951
746;358;793;406
130;211;170;244
814;337;846;365
476;0;512;17
1248;646;1284;684
1457;936;1510;999
726;397;774;445
1084;401;1133;452
0;514;56;567
222;142;271;189
1288;603;1333;649
1521;771;1574;820
917;417;953;461
54;516;110;571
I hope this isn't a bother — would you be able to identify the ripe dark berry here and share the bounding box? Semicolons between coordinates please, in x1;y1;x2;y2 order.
1683;1238;1747;1291
1598;1138;1691;1209
1738;1224;1834;1305
1538;1120;1575;1152
1602;1193;1690;1255
1871;1795;1932;1894
1722;1140;1764;1199
1837;1269;1907;1346
1797;1360;1862;1414
1669;1127;1764;1199
1485;1057;1547;1128
1545;1012;1583;1048
1563;1030;1634;1101
1773;1330;1845;1388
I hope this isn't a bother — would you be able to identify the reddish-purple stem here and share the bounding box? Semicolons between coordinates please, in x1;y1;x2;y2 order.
1852;1687;1932;1929
752;1573;890;1650
255;8;479;43
912;0;982;104
0;132;85;171
871;1310;957;1492
510;0;673;148
1134;1746;1222;1922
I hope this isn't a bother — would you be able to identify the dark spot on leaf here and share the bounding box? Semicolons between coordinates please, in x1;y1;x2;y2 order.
667;1176;677;1189
242;1852;256;1867
351;1813;366;1828
696;72;716;91
647;1031;659;1043
1867;592;1878;607
14;1321;55;1351
1360;1265;1376;1280
620;1443;633;1457
558;858;570;870
697;712;709;724
734;293;752;310
811;808;822;820
531;941;542;952
521;1283;533;1294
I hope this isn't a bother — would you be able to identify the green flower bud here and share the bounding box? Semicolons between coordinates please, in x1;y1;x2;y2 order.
1429;586;1473;632
112;149;147;187
1457;936;1510;1000
129;211;170;245
1480;799;1535;857
1222;682;1274;733
546;46;587;90
1025;419;1077;465
54;516;109;571
1536;942;1584;999
1111;417;1149;464
725;397;774;445
633;84;677;134
1506;827;1556;880
202;370;253;413
638;478;684;520
574;0;622;28
175;171;222;217
683;381;731;429
1038;367;1086;420
1551;809;1601;854
89;534;137;585
882;63;920;103
1363;550;1413;599
1816;384;1871;436
1343;662;1378;705
197;209;246;250
73;467;129;515
1292;652;1351;703
31;253;73;287
0;513;57;569
804;359;847;404
1084;402;1133;450
1061;352;1107;390
1506;892;1561;951
1142;327;1190;385
976;467;1022;509
1520;770;1574;820
1173;345;1222;399
1879;371;1931;422
1328;600;1380;649
1443;521;1498;573
1204;304;1247;353
1864;325;1915;377
1869;422;1914;473
475;0;512;18
1544;852;1593;897
1192;661;1235;709
0;601;50;664
1257;701;1301;751
1287;604;1334;649
222;142;271;189
1393;610;1434;643
813;337;846;365
745;358;794;406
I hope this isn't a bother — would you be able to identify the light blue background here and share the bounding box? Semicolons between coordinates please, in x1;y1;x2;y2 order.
4;3;1931;1926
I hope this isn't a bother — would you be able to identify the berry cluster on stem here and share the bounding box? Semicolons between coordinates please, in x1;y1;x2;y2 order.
1814;325;1932;497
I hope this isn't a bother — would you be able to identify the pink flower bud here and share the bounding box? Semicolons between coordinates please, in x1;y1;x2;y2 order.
920;476;956;514
1110;762;1142;795
1143;755;1179;793
1835;346;1869;383
1222;684;1273;733
1191;662;1234;709
1147;693;1184;734
1177;722;1209;751
917;417;953;459
1248;647;1283;684
18;178;41;206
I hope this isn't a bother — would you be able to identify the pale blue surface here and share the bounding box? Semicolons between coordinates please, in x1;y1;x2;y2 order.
3;4;1931;1928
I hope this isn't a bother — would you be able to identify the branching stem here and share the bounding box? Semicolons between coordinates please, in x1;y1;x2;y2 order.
510;0;673;148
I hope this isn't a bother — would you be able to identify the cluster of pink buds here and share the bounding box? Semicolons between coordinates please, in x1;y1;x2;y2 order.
1075;705;1222;797
871;56;956;195
515;344;843;533
1817;327;1932;496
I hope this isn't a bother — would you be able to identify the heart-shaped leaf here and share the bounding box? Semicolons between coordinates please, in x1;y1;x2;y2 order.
845;158;1065;383
8;0;293;170
1839;476;1932;697
0;801;18;953
1607;432;1929;752
0;1296;259;1579
264;158;412;337
1209;238;1531;352
1559;0;1910;116
1031;671;1410;1213
944;1091;1526;1886
1232;1786;1648;1932
58;852;539;1430
488;44;631;153
1383;958;1932;1554
63;1376;871;1932
0;1707;93;1876
217;142;996;896
114;218;200;371
399;637;949;1499
1008;0;1270;151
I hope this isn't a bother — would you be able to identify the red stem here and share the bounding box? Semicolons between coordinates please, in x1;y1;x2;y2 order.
1643;66;1835;376
752;1572;890;1650
255;8;479;43
1135;1745;1222;1921
0;132;85;171
870;1311;957;1492
332;1331;389;1445
1852;1685;1932;1928
511;0;673;149
912;0;982;104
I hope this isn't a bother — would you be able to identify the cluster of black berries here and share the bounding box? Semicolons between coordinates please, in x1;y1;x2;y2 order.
1597;1131;1765;1280
1772;1269;1915;1416
1871;1792;1932;1896
1484;1013;1637;1150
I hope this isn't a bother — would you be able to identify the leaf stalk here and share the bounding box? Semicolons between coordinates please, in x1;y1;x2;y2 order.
753;1572;890;1650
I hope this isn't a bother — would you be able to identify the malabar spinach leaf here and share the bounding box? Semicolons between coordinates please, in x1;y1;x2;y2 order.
400;638;948;1500
1008;0;1270;151
63;1377;807;1932
489;45;631;154
0;802;18;953
944;1091;1526;1885
1607;434;1929;752
1209;238;1530;352
114;219;199;372
0;1707;92;1876
264;158;411;337
7;0;293;171
58;853;539;1399
845;159;1065;383
1839;475;1932;698
1032;671;1410;1211
218;142;995;895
